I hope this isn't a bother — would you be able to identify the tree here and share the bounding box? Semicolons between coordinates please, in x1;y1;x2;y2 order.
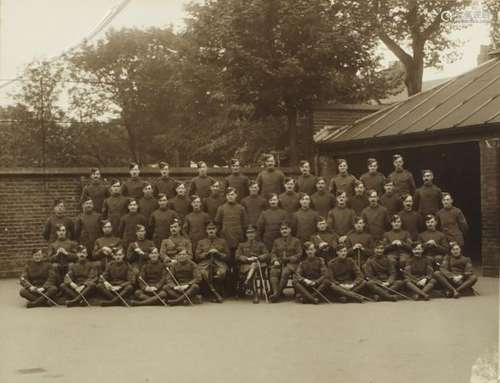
485;0;500;48
353;0;472;96
183;0;396;165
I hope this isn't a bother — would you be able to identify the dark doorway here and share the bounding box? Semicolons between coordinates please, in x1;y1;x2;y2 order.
325;141;482;262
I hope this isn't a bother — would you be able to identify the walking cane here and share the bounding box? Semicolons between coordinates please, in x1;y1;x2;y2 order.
99;275;130;307
138;276;168;306
256;260;269;303
20;277;60;306
372;279;413;301
66;275;91;306
291;271;332;304
165;267;194;305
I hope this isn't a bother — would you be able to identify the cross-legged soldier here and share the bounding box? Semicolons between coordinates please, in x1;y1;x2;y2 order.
404;242;437;301
165;249;202;306
19;249;58;308
60;245;97;307
131;247;168;306
97;247;135;306
293;242;328;304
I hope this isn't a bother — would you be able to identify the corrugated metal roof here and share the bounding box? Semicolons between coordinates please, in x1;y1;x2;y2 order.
314;56;500;145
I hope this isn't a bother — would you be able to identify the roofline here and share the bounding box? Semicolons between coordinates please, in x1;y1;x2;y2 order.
313;103;382;112
317;123;500;155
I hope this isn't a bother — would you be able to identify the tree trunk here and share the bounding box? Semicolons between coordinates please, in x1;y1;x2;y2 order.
404;58;423;96
124;122;139;163
287;107;298;167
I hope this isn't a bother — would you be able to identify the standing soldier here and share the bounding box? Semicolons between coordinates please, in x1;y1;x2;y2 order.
279;178;300;215
327;191;355;237
361;190;390;241
329;159;357;199
118;199;147;251
127;224;154;272
414;169;442;217
131;247;168;306
256;154;285;200
256;194;288;251
19;249;58;308
296;160;317;196
122;162;146;200
153;161;177;199
404;242;437;300
291;193;320;243
183;195;210;253
398;194;423;241
311;217;339;264
380;180;403;216
102;179;129;237
269;221;303;303
349;180;369;216
360;158;385;196
418;214;449;269
169;182;191;222
138;183;159;226
203;180;225;220
165;249;202;306
80;167;108;214
93;220;122;268
74;198;101;258
388;154;416;197
48;224;78;283
160;219;193;262
436;192;469;247
97;247;135;306
60;245;97;307
235;225;269;303
293;242;328;304
43;199;74;242
311;177;336;219
189;161;215;201
224;159;249;201
241;181;268;227
149;194;179;249
195;222;230;303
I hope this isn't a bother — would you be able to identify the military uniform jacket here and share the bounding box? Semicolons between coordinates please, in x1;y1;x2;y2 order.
345;231;374;258
160;235;193;260
361;205;390;240
398;209;423;241
138;261;166;289
102;261;135;286
311;231;339;251
93;236;122;262
149;208;179;245
380;192;403;216
168;195;191;220
383;229;412;255
224;173;249;201
203;193;226;220
119;212;148;247
436;207;468;247
183;210;210;250
414;184;442;217
256;168;285;199
65;260;97;285
236;240;269;272
311;191;336;219
440;255;473;278
48;239;78;265
329;173;357;198
127;239;154;266
215;202;247;249
122;177;146;200
296;257;327;284
74;211;102;251
166;260;201;286
270;236;303;265
80;180;109;213
21;261;56;289
360;172;385;196
138;197;159;224
418;230;449;257
102;194;129;236
349;194;369;216
256;207;288;250
43;215;75;242
292;208;320;243
153;176;177;199
327;206;355;236
297;174;318;196
404;256;433;282
326;257;363;284
388;169;416;196
279;191;300;214
364;255;396;284
189;175;215;200
195;237;230;268
241;195;268;227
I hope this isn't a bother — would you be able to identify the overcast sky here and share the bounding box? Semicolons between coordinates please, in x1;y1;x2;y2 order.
0;0;492;103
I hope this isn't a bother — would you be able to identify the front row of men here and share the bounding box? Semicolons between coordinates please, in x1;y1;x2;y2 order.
20;220;478;308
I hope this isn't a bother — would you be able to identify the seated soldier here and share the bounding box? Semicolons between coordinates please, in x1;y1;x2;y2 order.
383;214;412;268
345;216;374;267
97;247;135;306
404;242;437;301
434;241;478;298
321;245;367;303
48;224;78;284
293;242;328;304
269;221;303;303
60;245;97;307
160;218;193;263
164;249;202;306
310;217;338;264
131;247;168;306
235;225;269;304
93;220;122;270
195;221;229;303
127;224;154;273
418;214;449;269
19;249;58;308
364;241;405;302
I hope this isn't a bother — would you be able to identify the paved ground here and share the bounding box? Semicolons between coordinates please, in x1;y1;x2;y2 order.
0;278;498;383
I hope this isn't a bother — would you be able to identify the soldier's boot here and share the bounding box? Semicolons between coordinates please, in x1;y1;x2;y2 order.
168;286;197;306
329;283;363;303
457;275;478;294
209;281;224;303
433;271;459;298
99;288;117;306
131;296;163;306
293;282;319;304
405;281;428;301
26;295;49;308
252;279;259;304
367;282;397;302
269;277;281;303
421;279;435;300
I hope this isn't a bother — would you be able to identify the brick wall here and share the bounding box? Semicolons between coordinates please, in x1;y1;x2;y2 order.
480;140;500;277
0;167;297;278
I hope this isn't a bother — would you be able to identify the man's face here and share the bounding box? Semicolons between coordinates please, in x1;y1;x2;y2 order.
136;228;146;240
191;198;201;210
77;249;88;261
207;227;217;237
56;226;67;239
316;179;326;191
299;195;311;209
384;183;394;194
90;170;101;180
269;196;279;207
198;163;208;176
300;162;310;175
130;165;140;178
368;193;378;206
231;163;240;174
149;248;159;262
403;196;413;210
226;191;237;203
160;167;169;177
33;250;43;263
354;183;365;196
113;249;125;262
426;217;437;230
249;184;259;195
338;162;348;174
354;220;365;232
317;220;327;232
284;180;295;192
442;195;453;208
143;185;153;197
337;248;347;259
336;193;347;206
305;246;315;258
159;197;168;209
423;172;433;185
393;158;404;170
391;218;402;230
177;250;189;263
374;245;384;257
82;200;94;212
110;183;121;195
368;162;378;173
210;183;220;194
170;223;180;235
265;157;275;169
451;245;461;258
54;202;65;215
246;231;256;241
128;201;138;213
412;245;423;257
176;184;186;196
102;223;113;235
280;226;291;237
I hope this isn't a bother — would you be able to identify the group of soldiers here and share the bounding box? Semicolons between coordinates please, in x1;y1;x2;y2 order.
19;154;478;308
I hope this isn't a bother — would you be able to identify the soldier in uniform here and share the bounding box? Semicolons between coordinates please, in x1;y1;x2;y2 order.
93;220;122;269
74;198;101;258
189;161;215;201
434;242;478;298
279;177;300;215
398;194;423;241
269;221;303;303
311;177;335;219
329;159;357;199
131;247;168;306
418;214;449;269
127;224;154;272
404;242;437;300
224;159;249;201
349;180;369;216
195;222;230;303
169;182;191;222
310;217;338;264
383;214;412;268
256;154;285;200
380;180;403;216
43;199;74;242
388;154;416;197
183;195;210;252
97;247;135;306
256;193;288;251
119;199;147;251
60;245;97;307
291;193;320;243
138;182;159;225
48;224;78;283
160;219;193;262
436;192;469;247
80;167;109;213
102;179;129;237
296;160;317;196
165;249;202;306
293;242;328;304
235;225;269;303
19;249;58;308
345;216;374;267
122;162;146;200
414;169;442;217
241;181;268;228
360;158;385;196
327;191;355;237
153;161;177;199
361;190;390;240
149;193;179;249
203;180;226;220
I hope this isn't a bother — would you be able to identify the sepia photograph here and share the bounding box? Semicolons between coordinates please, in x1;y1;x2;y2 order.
0;1;498;382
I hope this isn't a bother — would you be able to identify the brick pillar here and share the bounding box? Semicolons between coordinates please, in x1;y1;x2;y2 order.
480;139;500;277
